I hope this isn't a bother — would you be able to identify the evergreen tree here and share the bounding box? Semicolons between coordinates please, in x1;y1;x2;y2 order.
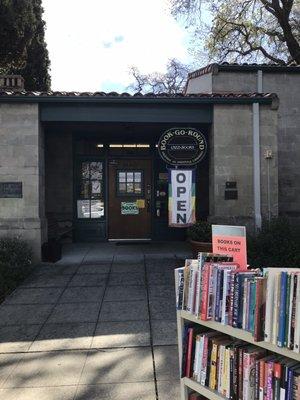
0;0;51;90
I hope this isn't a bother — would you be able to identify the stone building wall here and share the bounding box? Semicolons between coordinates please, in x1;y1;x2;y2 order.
0;103;45;260
213;71;300;220
210;103;278;230
187;68;300;221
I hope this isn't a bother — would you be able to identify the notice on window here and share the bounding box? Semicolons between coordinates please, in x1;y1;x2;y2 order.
121;202;139;215
212;225;247;270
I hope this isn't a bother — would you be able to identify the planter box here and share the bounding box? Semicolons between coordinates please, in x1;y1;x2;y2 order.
188;240;212;258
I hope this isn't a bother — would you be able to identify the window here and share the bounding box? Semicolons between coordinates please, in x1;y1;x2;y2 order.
77;161;104;219
117;170;143;196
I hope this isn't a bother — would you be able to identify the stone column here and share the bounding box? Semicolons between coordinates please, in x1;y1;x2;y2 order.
0;103;45;261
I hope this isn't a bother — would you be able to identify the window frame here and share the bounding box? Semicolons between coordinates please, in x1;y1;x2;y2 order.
116;169;144;197
76;159;105;220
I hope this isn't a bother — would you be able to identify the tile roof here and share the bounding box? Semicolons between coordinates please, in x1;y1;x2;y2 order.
0;90;276;100
188;62;300;79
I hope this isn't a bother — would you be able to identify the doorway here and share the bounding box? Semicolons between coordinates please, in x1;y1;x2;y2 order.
108;158;152;239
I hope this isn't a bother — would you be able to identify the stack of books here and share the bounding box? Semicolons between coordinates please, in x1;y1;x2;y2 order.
264;268;300;351
175;254;300;352
182;326;300;400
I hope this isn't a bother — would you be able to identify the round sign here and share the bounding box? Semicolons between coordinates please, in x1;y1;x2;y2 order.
157;128;207;166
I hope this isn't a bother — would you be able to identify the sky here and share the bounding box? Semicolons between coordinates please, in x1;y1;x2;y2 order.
42;0;195;92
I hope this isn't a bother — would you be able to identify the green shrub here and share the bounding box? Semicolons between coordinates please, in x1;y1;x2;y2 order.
0;237;33;302
187;220;212;242
247;217;300;268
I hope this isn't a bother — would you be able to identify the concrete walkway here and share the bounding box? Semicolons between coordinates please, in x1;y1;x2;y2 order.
0;242;191;400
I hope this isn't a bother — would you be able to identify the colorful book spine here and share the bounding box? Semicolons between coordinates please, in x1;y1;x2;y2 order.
258;358;265;400
273;361;282;400
185;327;194;378
278;271;288;347
248;280;256;334
294;274;300;353
228;271;236;326
266;360;274;400
264;270;275;343
209;341;219;390
200;263;210;320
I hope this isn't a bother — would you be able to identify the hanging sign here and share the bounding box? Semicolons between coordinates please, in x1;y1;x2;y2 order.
158;127;207;166
212;225;248;269
168;169;196;227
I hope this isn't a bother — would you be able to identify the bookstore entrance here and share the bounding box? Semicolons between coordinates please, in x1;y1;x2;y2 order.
108;158;152;240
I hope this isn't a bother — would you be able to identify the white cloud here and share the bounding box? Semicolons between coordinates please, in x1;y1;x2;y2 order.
42;0;190;92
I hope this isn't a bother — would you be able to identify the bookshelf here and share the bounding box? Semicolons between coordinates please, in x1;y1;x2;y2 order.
177;310;300;400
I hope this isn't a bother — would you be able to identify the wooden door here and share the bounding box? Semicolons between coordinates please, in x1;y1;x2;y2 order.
108;159;152;239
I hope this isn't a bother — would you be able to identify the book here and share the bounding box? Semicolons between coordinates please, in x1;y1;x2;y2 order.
294;273;300;353
273;272;281;346
248;279;256;334
254;277;267;342
243;347;265;400
175;267;185;310
278;271;288;347
265;269;276;343
186;327;195;377
273;360;282;400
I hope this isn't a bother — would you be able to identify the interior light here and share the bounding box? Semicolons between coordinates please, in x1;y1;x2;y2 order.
96;144;103;148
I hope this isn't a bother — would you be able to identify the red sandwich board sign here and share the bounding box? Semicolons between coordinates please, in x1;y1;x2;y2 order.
212;225;247;269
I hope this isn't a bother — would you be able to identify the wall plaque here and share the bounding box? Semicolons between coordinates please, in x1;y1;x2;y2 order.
158;127;207;166
0;182;22;198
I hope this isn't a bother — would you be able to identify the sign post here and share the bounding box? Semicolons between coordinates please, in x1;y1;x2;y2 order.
212;225;248;269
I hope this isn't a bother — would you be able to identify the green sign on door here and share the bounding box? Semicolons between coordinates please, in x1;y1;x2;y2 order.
121;202;139;215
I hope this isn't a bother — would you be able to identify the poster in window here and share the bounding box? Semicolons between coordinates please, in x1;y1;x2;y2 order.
82;162;89;179
90;162;102;179
92;181;101;194
77;200;90;218
91;200;104;218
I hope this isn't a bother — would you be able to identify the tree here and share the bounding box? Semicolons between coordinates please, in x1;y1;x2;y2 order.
0;0;51;90
170;0;300;65
129;59;190;94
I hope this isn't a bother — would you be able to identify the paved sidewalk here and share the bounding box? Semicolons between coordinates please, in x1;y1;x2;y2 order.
0;242;191;400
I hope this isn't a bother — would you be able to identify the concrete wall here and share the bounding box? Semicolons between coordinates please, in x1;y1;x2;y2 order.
187;69;300;221
45;132;73;236
186;73;213;93
212;71;300;220
209;103;278;230
0;103;45;261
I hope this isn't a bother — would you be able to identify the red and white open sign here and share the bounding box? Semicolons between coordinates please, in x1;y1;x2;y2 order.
212;225;248;270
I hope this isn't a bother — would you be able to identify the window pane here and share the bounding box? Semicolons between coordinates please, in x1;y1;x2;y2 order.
90;162;102;179
127;172;134;182
77;200;90;218
119;172;126;182
82;162;89;179
91;180;101;194
80;180;90;198
119;183;126;192
134;172;142;182
127;182;134;193
91;200;104;218
134;183;142;194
